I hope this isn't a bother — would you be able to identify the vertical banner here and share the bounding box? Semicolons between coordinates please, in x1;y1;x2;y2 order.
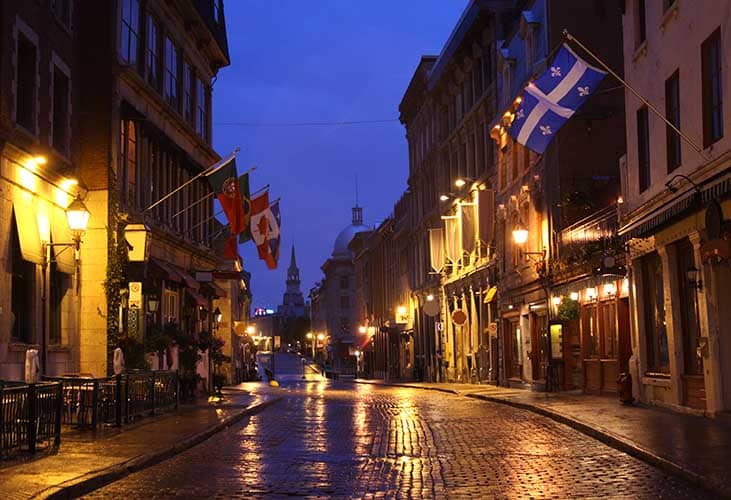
460;202;476;255
442;216;460;264
470;289;479;352
428;228;445;272
478;189;495;249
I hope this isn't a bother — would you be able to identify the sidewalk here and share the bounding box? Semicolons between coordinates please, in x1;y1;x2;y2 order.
352;379;731;498
0;387;280;500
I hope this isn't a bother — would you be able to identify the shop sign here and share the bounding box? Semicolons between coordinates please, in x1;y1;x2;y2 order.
128;282;142;310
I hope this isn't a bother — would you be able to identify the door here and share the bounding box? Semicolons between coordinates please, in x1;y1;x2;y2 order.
676;239;706;409
505;318;522;380
530;313;548;382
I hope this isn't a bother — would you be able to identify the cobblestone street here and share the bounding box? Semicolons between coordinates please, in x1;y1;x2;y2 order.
84;357;711;499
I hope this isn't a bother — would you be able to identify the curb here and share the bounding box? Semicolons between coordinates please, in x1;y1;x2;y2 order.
350;380;728;499
35;395;282;500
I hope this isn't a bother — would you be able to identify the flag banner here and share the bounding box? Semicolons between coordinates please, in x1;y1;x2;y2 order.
443;216;460;264
477;188;495;247
211;228;238;261
509;44;606;153
250;191;272;263
265;199;281;270
206;159;247;234
470;289;479;352
428;228;445;273
238;173;252;243
460;202;476;255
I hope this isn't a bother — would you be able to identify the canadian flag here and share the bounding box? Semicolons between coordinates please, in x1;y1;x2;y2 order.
250;191;279;268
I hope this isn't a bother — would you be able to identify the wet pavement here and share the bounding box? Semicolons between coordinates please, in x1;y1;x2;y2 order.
85;353;714;499
0;389;270;499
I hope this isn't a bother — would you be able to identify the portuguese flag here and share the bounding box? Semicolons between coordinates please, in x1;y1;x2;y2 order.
237;173;252;243
206;160;247;235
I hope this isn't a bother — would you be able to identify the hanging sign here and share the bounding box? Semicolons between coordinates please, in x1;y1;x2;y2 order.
451;309;468;326
128;282;142;310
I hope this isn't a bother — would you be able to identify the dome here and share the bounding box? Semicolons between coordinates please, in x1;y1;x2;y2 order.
332;222;369;257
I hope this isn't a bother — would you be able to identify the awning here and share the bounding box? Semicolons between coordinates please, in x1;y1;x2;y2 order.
13;199;43;264
177;268;200;290
201;281;227;299
619;172;731;239
150;258;183;283
51;207;75;274
483;286;498;304
186;288;208;307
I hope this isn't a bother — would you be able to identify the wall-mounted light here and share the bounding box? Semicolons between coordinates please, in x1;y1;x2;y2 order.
454;177;475;189
512;222;529;245
569;292;580;301
586;287;597;301
147;294;160;314
65;196;91;234
604;283;616;296
551;296;561;306
246;325;256;335
124;223;151;262
358;326;367;334
214;306;223;326
426;294;435;302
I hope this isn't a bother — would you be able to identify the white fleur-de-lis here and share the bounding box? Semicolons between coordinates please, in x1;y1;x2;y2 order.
577;86;590;96
540;125;552;136
515;109;525;120
550;66;562;77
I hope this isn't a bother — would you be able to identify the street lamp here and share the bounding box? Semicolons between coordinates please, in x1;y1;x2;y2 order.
306;332;315;358
213;307;223;327
454;177;475;189
124;223;151;262
65;196;91;235
511;222;546;262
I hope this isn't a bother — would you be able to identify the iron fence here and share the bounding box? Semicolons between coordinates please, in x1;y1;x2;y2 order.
0;381;62;458
43;370;178;430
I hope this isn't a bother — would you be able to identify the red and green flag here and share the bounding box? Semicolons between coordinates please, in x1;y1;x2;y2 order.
206;159;247;235
238;173;252;243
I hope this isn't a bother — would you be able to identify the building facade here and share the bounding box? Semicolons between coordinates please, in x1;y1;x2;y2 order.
619;0;731;415
1;0;246;387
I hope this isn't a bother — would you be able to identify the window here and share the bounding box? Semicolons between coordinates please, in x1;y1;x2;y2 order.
164;37;179;108
455;91;463;123
340;296;350;309
120;120;137;208
636;0;646;46
196;78;208;139
637;106;650;192
474;60;483;98
120;0;138;65
339;275;349;289
52;0;72;29
702;29;723;147
212;0;221;24
665;70;681;172
145;14;160;89
49;262;71;345
52;65;70;155
10;216;35;344
16;31;37;132
463;76;473;113
183;61;194;125
641;252;669;374
602;302;618;358
163;288;179;323
499;151;507;190
511;141;519;180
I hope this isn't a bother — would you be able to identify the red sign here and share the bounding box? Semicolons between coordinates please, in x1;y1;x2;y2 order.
451;309;468;325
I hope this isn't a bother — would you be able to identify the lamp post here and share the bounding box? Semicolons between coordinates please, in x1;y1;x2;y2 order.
306;332;314;359
41;194;90;374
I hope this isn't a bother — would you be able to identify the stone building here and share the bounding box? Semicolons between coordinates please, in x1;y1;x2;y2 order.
0;0;242;382
619;0;731;415
314;205;368;374
0;0;83;379
278;246;307;320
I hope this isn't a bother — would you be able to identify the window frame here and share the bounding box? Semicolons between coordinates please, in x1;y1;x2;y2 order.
702;28;723;147
14;18;40;136
164;36;179;109
665;70;681;172
637;106;651;192
641;251;670;375
145;13;161;91
51;53;72;157
120;0;139;65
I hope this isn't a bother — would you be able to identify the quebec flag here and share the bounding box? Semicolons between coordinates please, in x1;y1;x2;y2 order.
508;44;606;153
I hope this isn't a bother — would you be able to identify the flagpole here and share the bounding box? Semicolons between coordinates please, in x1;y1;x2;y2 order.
251;184;270;196
171;192;214;219
563;29;710;161
143;148;241;213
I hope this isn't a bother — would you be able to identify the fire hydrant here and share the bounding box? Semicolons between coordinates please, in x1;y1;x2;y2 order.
617;372;634;405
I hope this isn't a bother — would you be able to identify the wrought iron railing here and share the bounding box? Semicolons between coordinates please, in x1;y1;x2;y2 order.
0;381;62;458
43;370;178;430
558;205;620;263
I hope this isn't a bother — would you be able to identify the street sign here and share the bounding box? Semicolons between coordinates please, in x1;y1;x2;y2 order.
128;282;142;310
451;309;467;325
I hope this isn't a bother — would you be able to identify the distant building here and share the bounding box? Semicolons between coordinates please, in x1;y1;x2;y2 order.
313;205;369;374
278;246;307;320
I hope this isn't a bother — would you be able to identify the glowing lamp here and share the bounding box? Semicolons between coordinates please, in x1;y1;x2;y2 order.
512;223;529;245
65;196;90;233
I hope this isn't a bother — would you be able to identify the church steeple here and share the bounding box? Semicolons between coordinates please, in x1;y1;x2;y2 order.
280;244;305;319
287;245;300;284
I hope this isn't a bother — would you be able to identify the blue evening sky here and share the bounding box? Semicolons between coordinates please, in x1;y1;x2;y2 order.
213;1;467;310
